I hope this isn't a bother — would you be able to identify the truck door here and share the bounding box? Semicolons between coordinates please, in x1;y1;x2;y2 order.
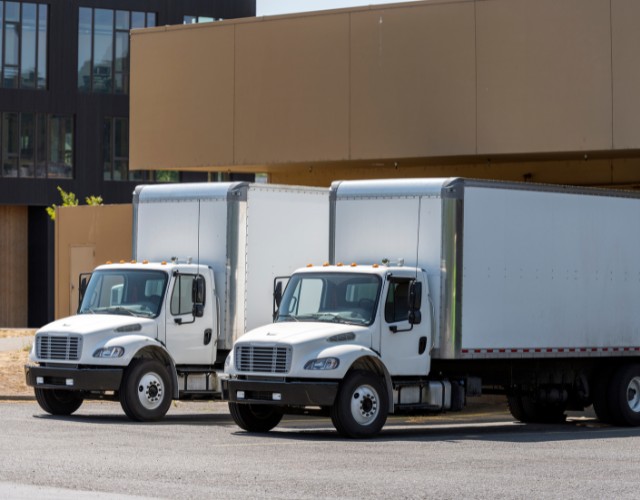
379;276;430;376
165;273;216;366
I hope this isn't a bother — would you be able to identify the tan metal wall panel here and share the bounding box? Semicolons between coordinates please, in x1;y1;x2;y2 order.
612;0;640;150
130;25;235;170
476;0;612;154
350;2;476;159
0;206;27;327
234;14;350;164
55;205;132;319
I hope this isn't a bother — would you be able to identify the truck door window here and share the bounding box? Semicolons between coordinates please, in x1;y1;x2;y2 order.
171;275;195;316
385;280;411;323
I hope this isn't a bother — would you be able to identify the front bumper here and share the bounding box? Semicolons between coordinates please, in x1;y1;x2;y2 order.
223;378;339;406
24;364;124;391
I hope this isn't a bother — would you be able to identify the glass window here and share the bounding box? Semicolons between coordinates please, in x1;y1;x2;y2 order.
385;280;411;323
35;113;46;177
49;115;73;179
184;15;220;24
78;7;92;90
92;9;113;93
2;112;18;177
20;3;36;88
19;113;34;177
80;7;155;94
104;116;155;182
102;118;112;180
0;2;47;89
171;275;195;316
36;4;45;88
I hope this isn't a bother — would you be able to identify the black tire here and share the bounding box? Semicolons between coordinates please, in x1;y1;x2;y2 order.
591;366;615;424
507;393;566;424
228;402;283;433
119;359;172;422
607;364;640;426
34;388;83;415
330;370;388;438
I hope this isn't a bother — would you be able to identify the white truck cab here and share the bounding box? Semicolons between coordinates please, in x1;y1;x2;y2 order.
26;260;217;421
224;262;438;437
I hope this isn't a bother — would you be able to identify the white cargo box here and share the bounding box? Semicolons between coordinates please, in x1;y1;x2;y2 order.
330;178;640;360
133;182;328;349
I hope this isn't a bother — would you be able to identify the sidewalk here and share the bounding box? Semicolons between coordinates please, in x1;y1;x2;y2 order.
0;329;35;400
0;335;33;352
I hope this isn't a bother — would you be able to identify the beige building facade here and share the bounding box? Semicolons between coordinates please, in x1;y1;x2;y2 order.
130;0;640;188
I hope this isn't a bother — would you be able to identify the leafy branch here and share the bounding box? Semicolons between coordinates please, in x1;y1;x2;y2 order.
46;186;103;220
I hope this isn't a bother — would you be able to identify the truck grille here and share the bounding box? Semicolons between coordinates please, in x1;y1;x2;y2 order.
236;345;291;373
36;335;82;361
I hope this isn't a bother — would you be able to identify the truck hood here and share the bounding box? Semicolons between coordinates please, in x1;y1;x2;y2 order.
237;321;370;346
38;314;157;338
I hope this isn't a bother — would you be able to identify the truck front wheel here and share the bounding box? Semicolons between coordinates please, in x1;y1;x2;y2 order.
34;388;83;415
228;402;283;432
330;370;388;438
607;364;640;426
119;359;172;422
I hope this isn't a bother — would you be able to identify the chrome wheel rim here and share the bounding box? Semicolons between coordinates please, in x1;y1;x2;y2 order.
137;372;164;410
350;384;379;426
626;376;640;413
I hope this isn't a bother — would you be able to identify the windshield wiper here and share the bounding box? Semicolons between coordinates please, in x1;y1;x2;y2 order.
107;307;142;317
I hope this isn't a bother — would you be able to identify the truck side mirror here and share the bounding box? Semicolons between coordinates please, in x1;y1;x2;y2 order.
274;281;283;308
78;273;92;312
273;276;289;320
192;275;206;318
408;281;422;325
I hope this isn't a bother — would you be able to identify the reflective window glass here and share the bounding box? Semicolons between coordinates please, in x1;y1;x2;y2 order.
49;116;73;179
2;112;18;177
19;113;34;177
37;4;46;88
78;7;92;90
20;3;37;88
92;9;113;93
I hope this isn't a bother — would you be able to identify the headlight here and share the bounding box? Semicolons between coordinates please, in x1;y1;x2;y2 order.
304;357;340;370
93;346;125;358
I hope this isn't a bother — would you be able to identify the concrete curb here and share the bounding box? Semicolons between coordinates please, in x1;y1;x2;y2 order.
0;395;35;401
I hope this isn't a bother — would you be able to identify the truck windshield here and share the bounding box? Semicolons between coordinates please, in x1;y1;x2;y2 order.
276;272;381;326
78;269;168;318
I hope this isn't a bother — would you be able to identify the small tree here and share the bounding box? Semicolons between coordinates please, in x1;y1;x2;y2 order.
46;186;103;221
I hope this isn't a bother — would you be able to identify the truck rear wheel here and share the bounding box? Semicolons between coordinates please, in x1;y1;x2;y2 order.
607;364;640;426
119;359;172;422
507;393;565;424
34;388;83;415
330;370;388;438
228;402;283;432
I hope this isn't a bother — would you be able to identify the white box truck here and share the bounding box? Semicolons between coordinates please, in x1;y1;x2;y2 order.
224;178;640;437
25;182;328;421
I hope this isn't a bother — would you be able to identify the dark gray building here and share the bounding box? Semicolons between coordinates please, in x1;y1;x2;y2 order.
0;0;256;327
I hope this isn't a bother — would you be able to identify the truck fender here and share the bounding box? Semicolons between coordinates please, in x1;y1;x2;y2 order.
313;344;394;413
103;335;179;399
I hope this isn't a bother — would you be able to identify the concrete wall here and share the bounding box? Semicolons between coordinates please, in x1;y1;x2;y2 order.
55;204;132;319
130;0;640;187
0;206;28;327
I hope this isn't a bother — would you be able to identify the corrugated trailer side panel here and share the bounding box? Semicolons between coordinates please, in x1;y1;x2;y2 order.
445;182;640;359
